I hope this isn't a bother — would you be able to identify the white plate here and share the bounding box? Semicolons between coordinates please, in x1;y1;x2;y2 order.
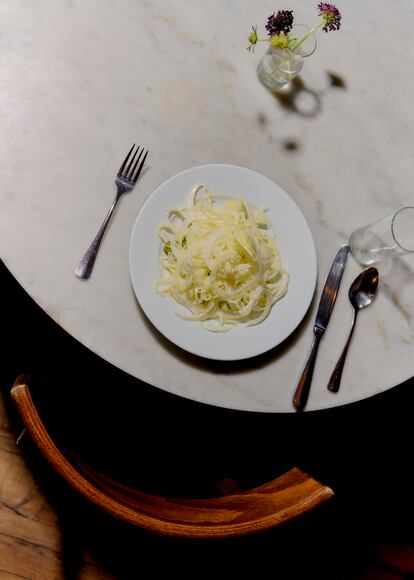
129;164;317;361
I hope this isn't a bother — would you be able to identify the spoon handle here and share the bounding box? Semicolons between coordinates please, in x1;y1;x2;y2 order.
327;310;358;393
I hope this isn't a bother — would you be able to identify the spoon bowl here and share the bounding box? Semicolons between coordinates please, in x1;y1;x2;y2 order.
328;267;379;393
349;267;379;311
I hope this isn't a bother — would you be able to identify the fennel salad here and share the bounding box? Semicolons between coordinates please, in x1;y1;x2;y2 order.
155;184;288;331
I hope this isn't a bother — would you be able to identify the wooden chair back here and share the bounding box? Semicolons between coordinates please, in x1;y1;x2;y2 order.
11;375;333;539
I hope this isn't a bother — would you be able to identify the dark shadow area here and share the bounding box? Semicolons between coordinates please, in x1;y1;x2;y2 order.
327;71;347;89
1;261;414;578
269;71;347;119
284;139;301;152
257;112;268;128
272;76;322;118
259;71;347;154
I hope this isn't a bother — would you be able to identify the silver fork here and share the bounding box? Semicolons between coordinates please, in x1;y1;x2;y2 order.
75;144;148;279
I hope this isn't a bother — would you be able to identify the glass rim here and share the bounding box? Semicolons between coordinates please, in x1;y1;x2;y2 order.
391;206;414;252
290;23;317;57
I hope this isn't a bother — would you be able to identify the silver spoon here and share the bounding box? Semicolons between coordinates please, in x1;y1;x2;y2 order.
327;267;379;393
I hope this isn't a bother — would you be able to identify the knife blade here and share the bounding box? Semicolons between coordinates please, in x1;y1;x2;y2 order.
293;244;350;411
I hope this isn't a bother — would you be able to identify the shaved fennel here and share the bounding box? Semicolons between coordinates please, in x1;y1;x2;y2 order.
155;184;289;331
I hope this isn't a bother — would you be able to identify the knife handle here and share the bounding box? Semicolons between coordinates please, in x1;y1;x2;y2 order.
293;330;323;411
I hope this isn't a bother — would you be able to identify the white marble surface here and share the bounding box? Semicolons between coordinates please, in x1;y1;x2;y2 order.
1;0;414;412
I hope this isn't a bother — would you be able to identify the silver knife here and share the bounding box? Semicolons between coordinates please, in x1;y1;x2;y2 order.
293;244;350;411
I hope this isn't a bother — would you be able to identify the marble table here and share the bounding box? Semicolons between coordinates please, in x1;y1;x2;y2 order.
1;0;414;413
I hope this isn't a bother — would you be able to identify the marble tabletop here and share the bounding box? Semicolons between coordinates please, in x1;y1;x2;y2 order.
1;0;414;412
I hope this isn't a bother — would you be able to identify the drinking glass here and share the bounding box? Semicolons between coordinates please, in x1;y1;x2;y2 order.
349;207;414;265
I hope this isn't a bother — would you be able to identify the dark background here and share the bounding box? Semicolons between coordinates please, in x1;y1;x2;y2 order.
1;261;413;579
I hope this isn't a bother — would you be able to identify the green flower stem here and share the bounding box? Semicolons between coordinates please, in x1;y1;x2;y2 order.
262;51;289;81
290;19;325;52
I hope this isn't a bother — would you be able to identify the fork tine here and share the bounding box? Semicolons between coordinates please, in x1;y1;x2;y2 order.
124;146;140;179
132;149;148;183
128;148;144;180
117;144;135;176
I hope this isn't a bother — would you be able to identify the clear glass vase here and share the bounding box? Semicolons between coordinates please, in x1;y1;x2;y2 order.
257;25;317;91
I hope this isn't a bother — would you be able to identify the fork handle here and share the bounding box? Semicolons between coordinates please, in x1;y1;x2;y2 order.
74;194;120;279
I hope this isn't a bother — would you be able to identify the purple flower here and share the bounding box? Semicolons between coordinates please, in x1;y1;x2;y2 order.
265;10;294;36
318;3;341;32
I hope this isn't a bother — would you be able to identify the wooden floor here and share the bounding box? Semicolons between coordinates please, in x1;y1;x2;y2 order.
0;393;117;579
1;261;414;579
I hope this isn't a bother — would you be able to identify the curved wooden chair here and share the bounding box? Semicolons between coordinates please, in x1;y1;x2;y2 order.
11;375;333;539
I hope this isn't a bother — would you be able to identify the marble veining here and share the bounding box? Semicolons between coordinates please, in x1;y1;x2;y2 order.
1;0;414;412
